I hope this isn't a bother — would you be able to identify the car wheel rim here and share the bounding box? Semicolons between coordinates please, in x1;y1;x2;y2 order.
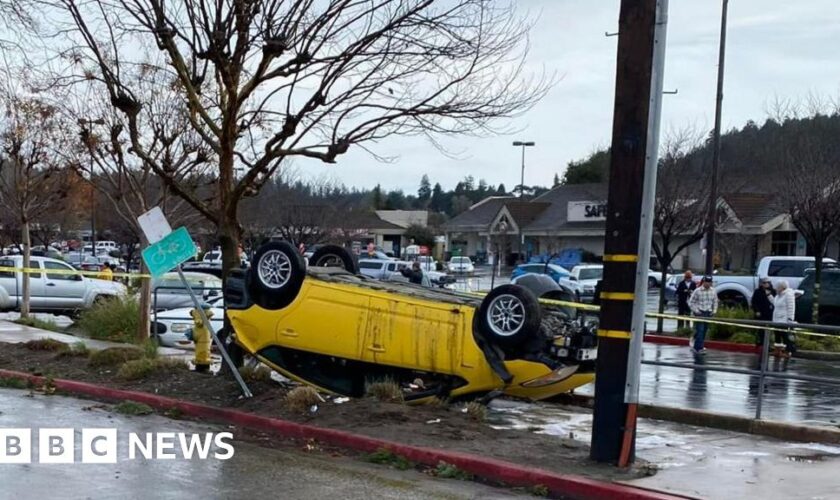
314;254;344;269
487;294;525;337
258;250;292;289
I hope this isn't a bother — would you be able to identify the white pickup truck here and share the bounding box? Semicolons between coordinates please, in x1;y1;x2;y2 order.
0;256;126;314
711;256;836;306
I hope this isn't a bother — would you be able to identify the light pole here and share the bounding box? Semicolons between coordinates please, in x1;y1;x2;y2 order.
512;141;535;198
705;0;729;276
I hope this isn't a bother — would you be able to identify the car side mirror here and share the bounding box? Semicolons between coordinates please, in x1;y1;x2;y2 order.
74;274;84;281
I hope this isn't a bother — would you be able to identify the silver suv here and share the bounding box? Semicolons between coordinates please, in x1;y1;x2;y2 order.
0;256;126;313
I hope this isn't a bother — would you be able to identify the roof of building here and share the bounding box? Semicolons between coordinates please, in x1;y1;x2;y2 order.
501;201;550;229
721;193;779;227
337;211;404;231
442;196;516;231
525;183;608;232
375;210;428;229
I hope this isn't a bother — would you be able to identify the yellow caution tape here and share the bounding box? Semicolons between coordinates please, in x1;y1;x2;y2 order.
469;291;837;339
0;265;151;279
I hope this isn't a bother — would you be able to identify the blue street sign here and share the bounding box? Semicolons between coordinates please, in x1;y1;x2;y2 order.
141;227;197;278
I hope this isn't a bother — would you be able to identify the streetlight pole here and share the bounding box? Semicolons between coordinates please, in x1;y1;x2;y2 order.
512;141;535;198
77;118;105;256
705;0;729;276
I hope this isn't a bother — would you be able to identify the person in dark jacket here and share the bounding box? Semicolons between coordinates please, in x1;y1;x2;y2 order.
751;278;775;346
676;270;697;329
400;261;424;285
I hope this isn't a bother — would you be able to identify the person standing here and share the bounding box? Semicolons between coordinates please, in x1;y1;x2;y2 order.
751;278;775;347
688;276;719;354
98;262;114;281
676;271;697;330
773;280;797;357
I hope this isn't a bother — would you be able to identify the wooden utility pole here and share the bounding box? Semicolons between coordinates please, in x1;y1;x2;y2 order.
590;0;660;464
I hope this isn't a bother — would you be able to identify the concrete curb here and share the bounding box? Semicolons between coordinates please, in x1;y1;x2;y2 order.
0;369;686;500
553;392;840;445
644;333;840;360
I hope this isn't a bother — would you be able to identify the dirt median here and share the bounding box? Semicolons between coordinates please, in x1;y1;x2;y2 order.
0;341;651;483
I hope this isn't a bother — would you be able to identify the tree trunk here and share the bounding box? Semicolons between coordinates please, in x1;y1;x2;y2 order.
20;221;31;319
657;268;667;333
813;254;823;324
219;210;241;283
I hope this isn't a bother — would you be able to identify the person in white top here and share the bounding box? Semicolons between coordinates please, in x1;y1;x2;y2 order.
772;280;797;356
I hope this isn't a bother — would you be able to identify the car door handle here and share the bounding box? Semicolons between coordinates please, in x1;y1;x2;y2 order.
366;345;385;353
46;283;56;287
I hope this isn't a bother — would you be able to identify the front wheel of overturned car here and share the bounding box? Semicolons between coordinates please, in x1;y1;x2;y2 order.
477;284;542;349
249;241;305;310
308;245;359;274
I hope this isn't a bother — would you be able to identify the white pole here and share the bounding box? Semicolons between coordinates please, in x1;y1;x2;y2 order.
626;0;670;405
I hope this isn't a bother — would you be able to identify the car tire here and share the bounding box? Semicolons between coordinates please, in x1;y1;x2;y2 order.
477;284;542;348
308;245;359;274
249;241;305;310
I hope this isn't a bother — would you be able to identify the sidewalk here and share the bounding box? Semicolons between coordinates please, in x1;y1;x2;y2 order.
0;319;186;357
490;399;840;499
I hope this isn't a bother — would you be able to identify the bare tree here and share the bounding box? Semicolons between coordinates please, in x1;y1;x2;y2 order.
45;0;549;277
774;120;840;324
651;129;710;332
60;64;209;341
0;93;68;318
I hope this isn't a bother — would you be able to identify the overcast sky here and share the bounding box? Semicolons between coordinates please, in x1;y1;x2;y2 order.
307;1;840;194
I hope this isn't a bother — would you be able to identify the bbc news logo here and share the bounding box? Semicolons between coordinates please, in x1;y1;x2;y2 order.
0;429;234;463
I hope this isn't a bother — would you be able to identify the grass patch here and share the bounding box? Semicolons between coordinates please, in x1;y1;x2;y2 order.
14;317;62;332
285;386;323;413
462;401;487;422
432;461;473;481
239;364;273;383
367;448;414;470
709;307;754;340
113;401;154;416
23;338;67;351
55;342;90;358
0;377;29;389
116;357;186;381
366;379;404;404
77;297;140;343
140;339;159;359
528;484;550;497
729;332;757;344
88;346;144;367
673;327;693;338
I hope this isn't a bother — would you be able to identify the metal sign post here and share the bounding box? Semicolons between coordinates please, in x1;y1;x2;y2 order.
176;265;253;398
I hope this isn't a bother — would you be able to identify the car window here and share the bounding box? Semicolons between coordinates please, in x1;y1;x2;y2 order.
0;259;14;278
358;261;382;270
386;263;396;272
580;268;603;280
768;260;811;278
44;261;79;281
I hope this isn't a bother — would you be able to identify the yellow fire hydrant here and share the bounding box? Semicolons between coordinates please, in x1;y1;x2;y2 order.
188;304;213;373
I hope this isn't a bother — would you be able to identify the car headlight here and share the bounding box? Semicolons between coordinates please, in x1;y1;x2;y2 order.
169;323;191;333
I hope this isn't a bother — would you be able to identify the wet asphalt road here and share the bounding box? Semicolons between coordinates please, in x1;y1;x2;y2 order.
578;344;840;426
0;388;524;500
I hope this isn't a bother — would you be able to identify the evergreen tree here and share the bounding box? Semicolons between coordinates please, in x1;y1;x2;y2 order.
372;184;383;209
429;182;444;212
496;183;507;195
553;172;560;187
417;174;431;203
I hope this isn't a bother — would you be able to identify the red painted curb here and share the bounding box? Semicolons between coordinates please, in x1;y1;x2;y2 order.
645;334;759;353
0;368;686;500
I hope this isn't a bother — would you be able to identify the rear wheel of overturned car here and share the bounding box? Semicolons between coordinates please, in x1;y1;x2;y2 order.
308;245;359;274
477;285;542;348
249;241;305;310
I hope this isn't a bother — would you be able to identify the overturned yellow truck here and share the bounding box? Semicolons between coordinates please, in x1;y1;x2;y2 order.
224;242;597;402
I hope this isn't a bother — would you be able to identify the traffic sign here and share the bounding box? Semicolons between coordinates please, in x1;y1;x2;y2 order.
141;227;197;278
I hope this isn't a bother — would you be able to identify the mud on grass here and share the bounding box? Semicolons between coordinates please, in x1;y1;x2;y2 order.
0;341;647;482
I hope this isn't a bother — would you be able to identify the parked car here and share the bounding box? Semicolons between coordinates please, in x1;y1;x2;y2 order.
711;256;837;307
417;255;438;271
63;253;102;269
795;269;840;326
225;242;598;402
511;263;583;299
149;272;223;311
181;261;224;278
152;296;225;347
0;256;126;314
570;264;603;303
358;258;409;280
447;256;475;274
